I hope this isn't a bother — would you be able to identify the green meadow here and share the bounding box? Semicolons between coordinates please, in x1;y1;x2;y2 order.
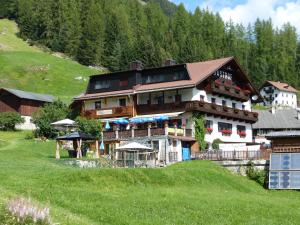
0;19;99;102
0;131;300;225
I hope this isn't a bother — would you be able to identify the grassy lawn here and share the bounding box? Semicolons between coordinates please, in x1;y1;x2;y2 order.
0;131;300;225
0;19;100;102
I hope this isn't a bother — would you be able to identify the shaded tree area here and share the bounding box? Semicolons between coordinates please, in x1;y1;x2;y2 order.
6;0;300;88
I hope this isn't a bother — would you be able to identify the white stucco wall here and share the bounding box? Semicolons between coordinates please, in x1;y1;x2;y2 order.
85;96;132;110
204;116;253;143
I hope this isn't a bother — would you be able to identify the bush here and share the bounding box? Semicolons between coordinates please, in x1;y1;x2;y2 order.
246;161;268;187
32;100;69;139
76;117;102;139
0;112;24;131
24;131;35;140
212;138;222;150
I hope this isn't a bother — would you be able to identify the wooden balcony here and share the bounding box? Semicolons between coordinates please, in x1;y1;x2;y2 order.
185;101;258;123
206;82;250;102
137;101;258;123
103;127;194;141
83;106;134;119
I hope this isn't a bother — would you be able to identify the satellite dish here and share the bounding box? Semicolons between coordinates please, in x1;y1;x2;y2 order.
252;95;258;101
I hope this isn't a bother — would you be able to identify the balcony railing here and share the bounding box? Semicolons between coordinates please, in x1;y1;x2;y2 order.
185;101;258;123
206;81;250;102
136;102;186;115
103;127;194;141
83;106;134;119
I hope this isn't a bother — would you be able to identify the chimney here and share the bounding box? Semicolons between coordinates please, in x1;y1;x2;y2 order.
297;108;300;120
164;59;176;66
130;60;143;71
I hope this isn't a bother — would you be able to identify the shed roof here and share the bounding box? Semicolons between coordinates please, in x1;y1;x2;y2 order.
1;88;54;102
252;109;300;129
56;131;95;140
266;131;300;139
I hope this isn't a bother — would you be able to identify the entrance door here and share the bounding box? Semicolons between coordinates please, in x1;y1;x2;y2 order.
182;142;191;161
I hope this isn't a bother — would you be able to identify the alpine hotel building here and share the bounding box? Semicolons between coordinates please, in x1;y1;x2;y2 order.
73;57;259;164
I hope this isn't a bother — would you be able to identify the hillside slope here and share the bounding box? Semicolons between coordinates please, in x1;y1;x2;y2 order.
0;19;100;102
0;131;300;225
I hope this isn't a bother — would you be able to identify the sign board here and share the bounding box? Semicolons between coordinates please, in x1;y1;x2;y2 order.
96;109;113;116
269;153;300;189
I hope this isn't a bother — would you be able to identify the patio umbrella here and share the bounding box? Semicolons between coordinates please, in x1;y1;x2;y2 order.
130;117;144;124
114;118;129;125
155;115;169;121
100;141;105;151
116;142;152;151
105;121;111;130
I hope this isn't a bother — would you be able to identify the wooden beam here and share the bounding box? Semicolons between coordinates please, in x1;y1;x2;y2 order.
95;140;100;158
56;141;60;159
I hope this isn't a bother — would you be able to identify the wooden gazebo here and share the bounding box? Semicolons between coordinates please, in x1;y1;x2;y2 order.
55;132;99;159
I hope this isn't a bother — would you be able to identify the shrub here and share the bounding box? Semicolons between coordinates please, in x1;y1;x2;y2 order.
0;197;53;225
76;117;102;139
212;138;222;150
32;100;69;139
246;161;268;187
192;112;206;151
0;112;24;131
24;131;35;140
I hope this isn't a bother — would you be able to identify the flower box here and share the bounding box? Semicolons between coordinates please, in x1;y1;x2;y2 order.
211;104;217;109
221;129;232;136
223;106;229;112
234;108;239;114
206;128;213;134
214;80;221;88
238;131;246;137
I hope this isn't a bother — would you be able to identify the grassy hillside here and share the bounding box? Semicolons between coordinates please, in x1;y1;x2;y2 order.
0;19;100;102
0;131;300;225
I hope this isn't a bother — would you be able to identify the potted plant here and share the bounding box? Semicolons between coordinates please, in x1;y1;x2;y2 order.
214;80;221;88
221;129;232;136
206;127;213;134
238;131;246;137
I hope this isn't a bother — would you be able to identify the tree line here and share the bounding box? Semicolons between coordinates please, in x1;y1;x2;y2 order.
3;0;300;88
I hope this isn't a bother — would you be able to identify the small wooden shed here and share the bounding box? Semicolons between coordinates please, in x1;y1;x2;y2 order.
0;88;54;116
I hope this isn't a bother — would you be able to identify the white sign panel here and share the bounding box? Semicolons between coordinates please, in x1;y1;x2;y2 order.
96;109;113;116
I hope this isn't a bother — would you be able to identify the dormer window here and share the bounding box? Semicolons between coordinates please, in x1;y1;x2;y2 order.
95;80;110;89
119;78;128;87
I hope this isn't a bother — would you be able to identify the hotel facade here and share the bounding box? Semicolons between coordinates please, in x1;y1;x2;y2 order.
73;57;259;164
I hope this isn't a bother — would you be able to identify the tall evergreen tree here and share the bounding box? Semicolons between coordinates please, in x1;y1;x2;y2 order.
77;0;105;66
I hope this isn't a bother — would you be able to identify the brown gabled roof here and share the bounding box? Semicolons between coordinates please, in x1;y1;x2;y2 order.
265;81;298;93
186;57;233;84
74;57;258;101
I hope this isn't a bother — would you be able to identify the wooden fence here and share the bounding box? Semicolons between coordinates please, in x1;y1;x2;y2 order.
192;150;271;161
